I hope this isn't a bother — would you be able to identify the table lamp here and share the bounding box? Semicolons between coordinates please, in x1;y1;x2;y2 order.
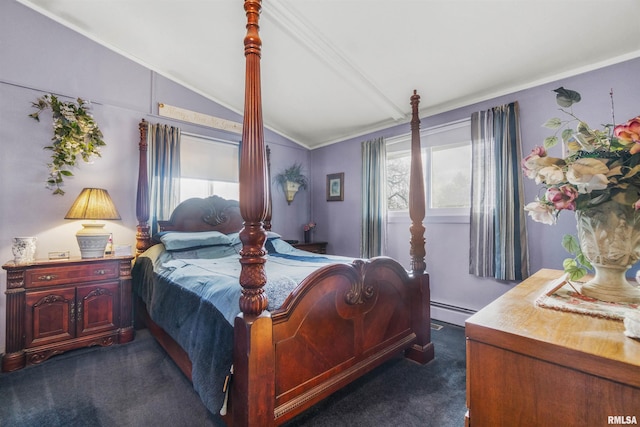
65;188;121;258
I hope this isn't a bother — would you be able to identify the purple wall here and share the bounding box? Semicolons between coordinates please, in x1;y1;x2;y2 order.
311;57;640;323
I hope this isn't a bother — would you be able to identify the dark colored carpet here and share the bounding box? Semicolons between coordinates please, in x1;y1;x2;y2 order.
0;322;466;426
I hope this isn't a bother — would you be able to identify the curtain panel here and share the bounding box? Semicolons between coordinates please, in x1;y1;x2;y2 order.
361;137;387;258
147;123;181;236
470;102;530;280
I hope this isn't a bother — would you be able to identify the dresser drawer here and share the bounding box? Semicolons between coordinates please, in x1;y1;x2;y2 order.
25;261;119;288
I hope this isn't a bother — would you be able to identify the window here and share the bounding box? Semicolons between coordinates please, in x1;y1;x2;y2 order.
179;133;240;202
386;119;471;221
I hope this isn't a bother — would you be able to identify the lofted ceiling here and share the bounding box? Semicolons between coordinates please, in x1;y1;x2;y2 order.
18;0;640;149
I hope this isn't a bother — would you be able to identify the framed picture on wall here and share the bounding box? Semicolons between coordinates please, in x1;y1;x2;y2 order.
326;172;344;201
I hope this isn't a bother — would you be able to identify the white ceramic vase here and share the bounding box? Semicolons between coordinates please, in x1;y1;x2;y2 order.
12;236;37;264
576;201;640;303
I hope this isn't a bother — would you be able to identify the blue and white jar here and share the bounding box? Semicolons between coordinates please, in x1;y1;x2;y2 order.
12;237;37;264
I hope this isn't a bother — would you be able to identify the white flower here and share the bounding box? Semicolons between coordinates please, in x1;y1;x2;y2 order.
537;165;565;185
524;200;556;225
566;158;610;193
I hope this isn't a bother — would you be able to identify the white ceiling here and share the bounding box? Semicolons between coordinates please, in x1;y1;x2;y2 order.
19;0;640;149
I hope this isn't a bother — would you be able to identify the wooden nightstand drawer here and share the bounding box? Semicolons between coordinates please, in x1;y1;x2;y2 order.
26;261;119;288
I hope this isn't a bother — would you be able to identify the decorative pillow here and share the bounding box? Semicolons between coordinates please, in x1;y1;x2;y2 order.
160;231;233;251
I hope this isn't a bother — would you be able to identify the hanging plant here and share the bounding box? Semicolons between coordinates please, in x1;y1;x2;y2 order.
29;94;105;195
273;163;308;204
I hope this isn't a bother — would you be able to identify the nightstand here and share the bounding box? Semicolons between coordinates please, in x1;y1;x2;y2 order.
2;256;134;372
292;242;328;254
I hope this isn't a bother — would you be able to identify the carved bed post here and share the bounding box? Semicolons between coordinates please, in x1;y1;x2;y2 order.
232;1;275;426
404;90;434;365
409;90;426;275
238;0;269;317
136;119;151;255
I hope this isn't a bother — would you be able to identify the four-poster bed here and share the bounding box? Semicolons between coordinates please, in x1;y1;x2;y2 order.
131;1;433;425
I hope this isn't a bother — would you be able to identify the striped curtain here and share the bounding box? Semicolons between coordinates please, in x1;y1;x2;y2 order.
469;102;529;280
148;123;181;236
361;137;386;258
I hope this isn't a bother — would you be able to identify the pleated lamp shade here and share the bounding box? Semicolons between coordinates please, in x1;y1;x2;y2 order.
65;188;121;258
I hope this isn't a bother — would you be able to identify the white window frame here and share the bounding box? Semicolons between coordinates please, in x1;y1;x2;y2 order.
386;118;471;224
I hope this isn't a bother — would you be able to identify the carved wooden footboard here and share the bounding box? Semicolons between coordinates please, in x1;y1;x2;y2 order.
227;258;432;426
269;259;431;423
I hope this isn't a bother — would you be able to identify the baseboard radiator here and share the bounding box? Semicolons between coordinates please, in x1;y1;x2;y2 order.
430;301;476;327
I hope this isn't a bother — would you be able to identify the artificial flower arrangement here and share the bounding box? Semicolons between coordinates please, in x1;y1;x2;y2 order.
303;222;316;232
30;94;105;195
522;87;640;279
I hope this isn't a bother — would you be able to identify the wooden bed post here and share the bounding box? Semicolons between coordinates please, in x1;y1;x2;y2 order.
232;1;275;426
136;119;151;255
404;90;434;365
238;0;269;317
409;90;426;275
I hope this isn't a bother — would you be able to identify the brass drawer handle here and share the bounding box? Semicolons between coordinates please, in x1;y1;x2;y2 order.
94;269;107;275
37;274;57;281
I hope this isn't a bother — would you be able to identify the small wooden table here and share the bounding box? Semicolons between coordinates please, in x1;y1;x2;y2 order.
465;268;640;427
292;241;328;254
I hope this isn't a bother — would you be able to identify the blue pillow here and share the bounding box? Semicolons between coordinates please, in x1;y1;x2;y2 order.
169;245;239;259
160;231;232;251
228;231;282;247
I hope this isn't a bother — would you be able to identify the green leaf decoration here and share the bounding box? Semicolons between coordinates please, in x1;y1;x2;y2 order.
543;118;562;129
576;252;593;270
553;87;582;108
30;94;106;195
544;136;558;149
561;234;580;255
563;258;577;270
561;128;574;143
568;267;587;281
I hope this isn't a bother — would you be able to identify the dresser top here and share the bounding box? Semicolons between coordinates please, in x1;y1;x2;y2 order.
466;268;640;385
2;255;133;270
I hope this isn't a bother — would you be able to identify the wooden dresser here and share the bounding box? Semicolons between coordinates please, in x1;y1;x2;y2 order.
292;241;328;254
465;269;640;427
2;256;134;372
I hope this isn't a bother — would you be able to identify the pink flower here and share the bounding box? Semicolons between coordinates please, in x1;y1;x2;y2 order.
614;115;640;154
303;222;316;231
521;146;565;183
545;185;579;211
521;146;547;179
634;199;640;210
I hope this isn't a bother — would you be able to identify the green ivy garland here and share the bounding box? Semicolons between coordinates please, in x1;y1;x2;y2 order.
29;94;105;195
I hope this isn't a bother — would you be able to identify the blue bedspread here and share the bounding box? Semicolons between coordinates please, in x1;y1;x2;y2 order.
132;239;352;415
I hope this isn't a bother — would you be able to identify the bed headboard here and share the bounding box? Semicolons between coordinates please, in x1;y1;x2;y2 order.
157;196;243;234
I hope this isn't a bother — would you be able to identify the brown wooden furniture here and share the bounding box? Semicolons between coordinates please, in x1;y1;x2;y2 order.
2;256;135;372
133;2;433;426
292;241;328;254
465;268;640;427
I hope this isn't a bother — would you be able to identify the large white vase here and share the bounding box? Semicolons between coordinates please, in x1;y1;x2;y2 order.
576;200;640;303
